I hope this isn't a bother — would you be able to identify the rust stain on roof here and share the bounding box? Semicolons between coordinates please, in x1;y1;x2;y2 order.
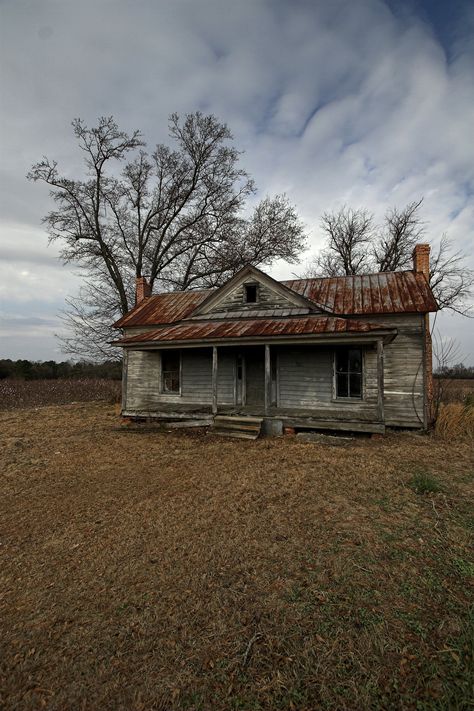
113;290;211;328
116;316;394;345
283;271;437;315
113;270;437;330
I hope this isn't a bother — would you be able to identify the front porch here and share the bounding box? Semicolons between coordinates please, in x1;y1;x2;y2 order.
122;339;387;435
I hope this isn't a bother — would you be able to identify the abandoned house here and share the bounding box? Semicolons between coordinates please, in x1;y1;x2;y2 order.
112;244;438;437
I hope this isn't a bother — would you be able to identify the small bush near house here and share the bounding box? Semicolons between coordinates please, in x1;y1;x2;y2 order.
407;470;445;495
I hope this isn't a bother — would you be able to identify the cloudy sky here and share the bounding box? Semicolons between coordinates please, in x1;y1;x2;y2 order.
1;0;473;363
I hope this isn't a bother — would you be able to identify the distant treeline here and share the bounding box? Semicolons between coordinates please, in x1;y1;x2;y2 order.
0;359;122;381
435;363;474;379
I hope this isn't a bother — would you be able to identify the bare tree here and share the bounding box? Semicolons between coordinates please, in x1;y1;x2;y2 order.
429;235;474;315
310;206;374;276
303;200;473;316
29;114;306;359
373;198;424;272
432;331;463;418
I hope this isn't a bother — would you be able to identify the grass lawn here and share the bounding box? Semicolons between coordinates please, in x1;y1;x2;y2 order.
1;402;473;710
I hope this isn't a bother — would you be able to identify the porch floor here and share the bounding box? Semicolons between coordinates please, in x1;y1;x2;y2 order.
122;403;385;434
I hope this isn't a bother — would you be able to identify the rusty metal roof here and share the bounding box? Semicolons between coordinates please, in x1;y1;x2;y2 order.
116;316;394;346
113;290;211;328
283;271;438;315
113;269;437;329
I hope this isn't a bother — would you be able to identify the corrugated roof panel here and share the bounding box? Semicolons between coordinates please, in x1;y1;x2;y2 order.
113;289;211;328
114;270;437;329
386;273;403;312
116;315;395;346
369;274;382;313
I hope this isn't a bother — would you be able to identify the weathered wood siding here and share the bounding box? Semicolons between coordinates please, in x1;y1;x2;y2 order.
276;345;379;421
126;350;162;410
217;351;236;404
208;281;295;313
181;350;212;402
362;314;425;428
125;348;235;410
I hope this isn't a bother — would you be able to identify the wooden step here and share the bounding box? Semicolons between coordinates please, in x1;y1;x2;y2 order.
214;415;263;425
212;421;261;433
212;428;259;440
212;415;263;440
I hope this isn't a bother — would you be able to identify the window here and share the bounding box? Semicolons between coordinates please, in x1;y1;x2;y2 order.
244;283;258;303
335;348;362;398
161;350;180;393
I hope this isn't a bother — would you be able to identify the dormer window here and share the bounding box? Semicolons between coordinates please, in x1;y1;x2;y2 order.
244;283;258;304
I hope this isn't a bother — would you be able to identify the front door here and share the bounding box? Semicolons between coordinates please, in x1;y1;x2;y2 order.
245;347;265;407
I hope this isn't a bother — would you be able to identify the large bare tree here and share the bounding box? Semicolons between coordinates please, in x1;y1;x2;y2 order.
29;114;306;359
304;201;474;316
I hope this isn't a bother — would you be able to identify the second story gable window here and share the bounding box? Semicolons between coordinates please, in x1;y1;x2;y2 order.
244;283;258;304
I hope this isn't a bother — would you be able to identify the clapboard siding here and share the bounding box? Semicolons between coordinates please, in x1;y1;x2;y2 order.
276;345;379;420
362;314;425;427
181;350;212;402
126;350;161;410
126;348;236;409
217;351;235;404
209;281;294;313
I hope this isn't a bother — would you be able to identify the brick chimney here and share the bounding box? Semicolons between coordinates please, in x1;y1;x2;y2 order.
413;243;430;279
136;276;151;304
412;244;433;426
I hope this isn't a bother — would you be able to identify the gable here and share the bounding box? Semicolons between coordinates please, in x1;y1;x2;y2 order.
191;265;328;318
207;280;301;313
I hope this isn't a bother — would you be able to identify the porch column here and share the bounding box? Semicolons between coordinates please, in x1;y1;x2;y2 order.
376;340;384;423
264;344;271;415
212;346;218;415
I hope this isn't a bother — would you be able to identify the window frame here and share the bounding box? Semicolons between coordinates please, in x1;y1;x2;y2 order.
160;349;182;396
243;282;259;304
333;347;364;401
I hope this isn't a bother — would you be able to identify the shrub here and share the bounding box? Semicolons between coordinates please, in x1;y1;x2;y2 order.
407;470;444;495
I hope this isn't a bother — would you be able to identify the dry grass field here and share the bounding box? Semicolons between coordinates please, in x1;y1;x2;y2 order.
1;402;473;711
434;378;474;405
0;378;121;411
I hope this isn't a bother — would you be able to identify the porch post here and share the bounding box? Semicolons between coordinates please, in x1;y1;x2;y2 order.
376;340;384;423
212;346;218;415
264;344;271;415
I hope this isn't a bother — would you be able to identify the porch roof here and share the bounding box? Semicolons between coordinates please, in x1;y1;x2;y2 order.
114;316;396;347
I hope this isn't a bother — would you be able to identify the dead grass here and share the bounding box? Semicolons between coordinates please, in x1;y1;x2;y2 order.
434;377;474;405
1;403;473;710
435;402;474;443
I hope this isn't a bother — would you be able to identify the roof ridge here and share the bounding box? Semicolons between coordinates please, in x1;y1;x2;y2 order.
282;269;415;282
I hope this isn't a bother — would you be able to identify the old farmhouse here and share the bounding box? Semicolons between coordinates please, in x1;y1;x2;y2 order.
113;244;438;437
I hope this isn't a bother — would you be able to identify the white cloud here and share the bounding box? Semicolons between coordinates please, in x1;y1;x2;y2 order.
0;0;473;360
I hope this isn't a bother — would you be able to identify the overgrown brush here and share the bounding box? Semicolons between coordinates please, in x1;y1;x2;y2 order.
435;402;474;442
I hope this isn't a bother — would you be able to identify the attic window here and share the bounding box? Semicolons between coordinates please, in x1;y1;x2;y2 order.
244;284;258;304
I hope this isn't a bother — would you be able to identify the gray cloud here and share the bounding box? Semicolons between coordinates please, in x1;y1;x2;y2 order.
0;0;473;361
